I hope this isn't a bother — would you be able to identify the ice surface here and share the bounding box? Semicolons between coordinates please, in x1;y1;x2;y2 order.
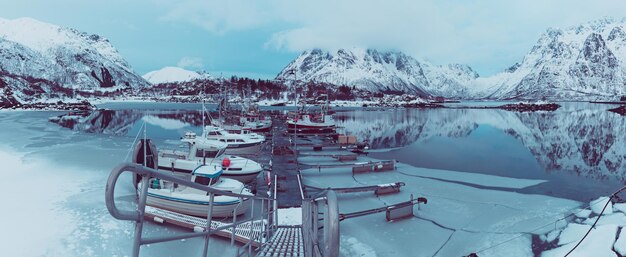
558;223;591;245
301;155;579;256
340;236;377;257
583;212;626;226
614;203;626;214
590;196;613;215
574;208;592;218
0;112;243;256
0;149;84;257
540;229;561;243
614;228;626;256
541;225;617;257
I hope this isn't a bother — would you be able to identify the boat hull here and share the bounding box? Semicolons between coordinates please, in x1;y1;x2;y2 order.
157;157;262;184
146;193;250;218
224;142;263;155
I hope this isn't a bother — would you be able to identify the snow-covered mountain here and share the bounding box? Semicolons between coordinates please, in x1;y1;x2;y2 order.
474;18;626;100
275;48;478;98
277;18;626;100
0;17;149;103
143;66;209;84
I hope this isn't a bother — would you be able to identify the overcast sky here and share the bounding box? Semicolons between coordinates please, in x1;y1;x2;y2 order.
2;0;626;79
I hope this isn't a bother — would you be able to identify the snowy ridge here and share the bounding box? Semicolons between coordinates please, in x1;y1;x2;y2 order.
143;67;209;84
0;17;149;103
278;18;626;100
275;48;478;98
474;17;626;100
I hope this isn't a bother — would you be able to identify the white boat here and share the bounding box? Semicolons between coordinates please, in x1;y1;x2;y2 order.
202;125;265;155
286;113;336;130
239;114;272;132
157;132;263;183
141;165;252;218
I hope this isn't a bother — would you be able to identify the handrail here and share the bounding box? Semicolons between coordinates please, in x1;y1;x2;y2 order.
105;162;277;257
302;190;340;257
106;163;272;202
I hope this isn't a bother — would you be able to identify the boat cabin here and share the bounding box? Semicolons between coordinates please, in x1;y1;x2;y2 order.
180;132;228;160
191;165;223;186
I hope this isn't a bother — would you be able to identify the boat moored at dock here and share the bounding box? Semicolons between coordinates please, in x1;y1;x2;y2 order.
141;165;252;218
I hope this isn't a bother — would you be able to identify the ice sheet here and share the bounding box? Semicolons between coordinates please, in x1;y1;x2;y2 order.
301;156;579;256
541;225;617;257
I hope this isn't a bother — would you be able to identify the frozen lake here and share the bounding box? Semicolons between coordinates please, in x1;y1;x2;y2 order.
1;102;624;256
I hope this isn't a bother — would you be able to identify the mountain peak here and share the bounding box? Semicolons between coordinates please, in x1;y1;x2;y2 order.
276;48;478;98
143;67;209;84
0;17;149;103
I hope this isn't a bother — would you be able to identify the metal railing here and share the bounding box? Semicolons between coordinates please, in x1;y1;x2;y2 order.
104;163;278;257
301;190;340;257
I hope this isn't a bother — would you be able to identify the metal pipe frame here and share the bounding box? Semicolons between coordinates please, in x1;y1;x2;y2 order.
105;163;278;257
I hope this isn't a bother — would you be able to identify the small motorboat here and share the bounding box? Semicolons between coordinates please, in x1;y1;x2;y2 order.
156;132;263;183
141;165;252;218
239;114;272;132
202;125;265;155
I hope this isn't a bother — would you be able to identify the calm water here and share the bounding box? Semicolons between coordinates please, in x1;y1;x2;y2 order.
55;102;626;202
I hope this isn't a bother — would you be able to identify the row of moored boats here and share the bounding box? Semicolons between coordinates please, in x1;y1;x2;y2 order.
131;102;337;218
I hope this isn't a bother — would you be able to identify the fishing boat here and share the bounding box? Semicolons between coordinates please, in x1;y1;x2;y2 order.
156;132;263;183
286;113;336;130
286;93;335;133
141;164;252;218
202;125;265;155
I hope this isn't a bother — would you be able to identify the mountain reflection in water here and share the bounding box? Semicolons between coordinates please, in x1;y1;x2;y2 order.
51;102;626;201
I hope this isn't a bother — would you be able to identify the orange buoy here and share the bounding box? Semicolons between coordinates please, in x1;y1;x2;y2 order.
222;157;231;167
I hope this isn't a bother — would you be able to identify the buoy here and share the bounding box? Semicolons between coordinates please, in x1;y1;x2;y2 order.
222;157;231;167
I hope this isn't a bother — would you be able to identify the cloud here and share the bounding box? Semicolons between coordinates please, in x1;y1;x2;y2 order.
159;0;626;75
177;56;204;70
160;0;270;34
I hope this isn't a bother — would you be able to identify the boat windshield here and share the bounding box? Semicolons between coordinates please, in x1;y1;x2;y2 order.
193;176;218;186
195;149;220;158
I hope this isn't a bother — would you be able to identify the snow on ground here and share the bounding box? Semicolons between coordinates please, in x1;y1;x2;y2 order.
277;207;302;226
